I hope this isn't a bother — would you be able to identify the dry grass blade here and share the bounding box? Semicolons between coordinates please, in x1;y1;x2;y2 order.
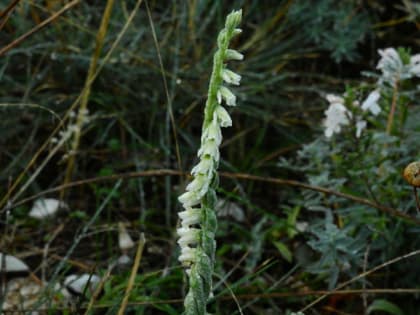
0;0;20;20
117;233;146;315
0;0;20;31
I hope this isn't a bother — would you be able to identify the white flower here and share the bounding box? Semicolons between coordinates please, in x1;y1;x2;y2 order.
178;208;201;226
326;94;344;105
323;96;351;138
217;86;236;106
177;227;200;247
191;156;214;176
225;49;244;61
361;90;381;115
186;174;210;198
377;48;403;74
178;246;197;264
222;69;241;85
409;54;420;77
198;139;220;162
178;191;201;207
356;120;367;138
201;116;222;145
215;106;232;127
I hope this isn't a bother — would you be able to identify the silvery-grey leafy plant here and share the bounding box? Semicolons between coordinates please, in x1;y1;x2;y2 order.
177;9;243;315
279;47;420;291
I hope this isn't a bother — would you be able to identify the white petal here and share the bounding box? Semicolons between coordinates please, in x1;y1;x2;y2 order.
191;156;214;176
218;86;236;106
178;208;201;226
222;69;241;85
186;174;210;197
225;49;244;61
323;102;350;138
178;191;201;207
177;228;200;246
361;90;381;115
326;94;344;105
324;127;334;138
410;54;420;76
215;106;232;127
356;120;367;138
178;246;197;264
217;90;222;104
198;139;220;162
201;117;222;145
177;227;200;237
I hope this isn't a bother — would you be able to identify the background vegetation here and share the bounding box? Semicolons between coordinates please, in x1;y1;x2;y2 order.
1;1;419;314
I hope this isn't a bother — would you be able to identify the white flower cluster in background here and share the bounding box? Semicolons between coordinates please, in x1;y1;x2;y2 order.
377;47;420;86
323;89;381;138
322;47;420;139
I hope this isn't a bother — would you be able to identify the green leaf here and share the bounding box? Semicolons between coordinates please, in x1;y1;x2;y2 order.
273;241;293;263
286;205;301;238
367;299;404;315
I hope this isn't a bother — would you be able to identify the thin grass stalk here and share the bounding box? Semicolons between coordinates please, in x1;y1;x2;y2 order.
61;0;115;199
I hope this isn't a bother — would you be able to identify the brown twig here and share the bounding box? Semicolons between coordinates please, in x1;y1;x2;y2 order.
0;0;20;20
221;172;420;225
5;169;420;225
0;0;20;32
0;0;80;57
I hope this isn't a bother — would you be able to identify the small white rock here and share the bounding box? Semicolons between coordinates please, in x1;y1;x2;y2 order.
117;254;132;266
0;253;30;273
64;273;101;295
118;222;135;251
29;198;64;219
